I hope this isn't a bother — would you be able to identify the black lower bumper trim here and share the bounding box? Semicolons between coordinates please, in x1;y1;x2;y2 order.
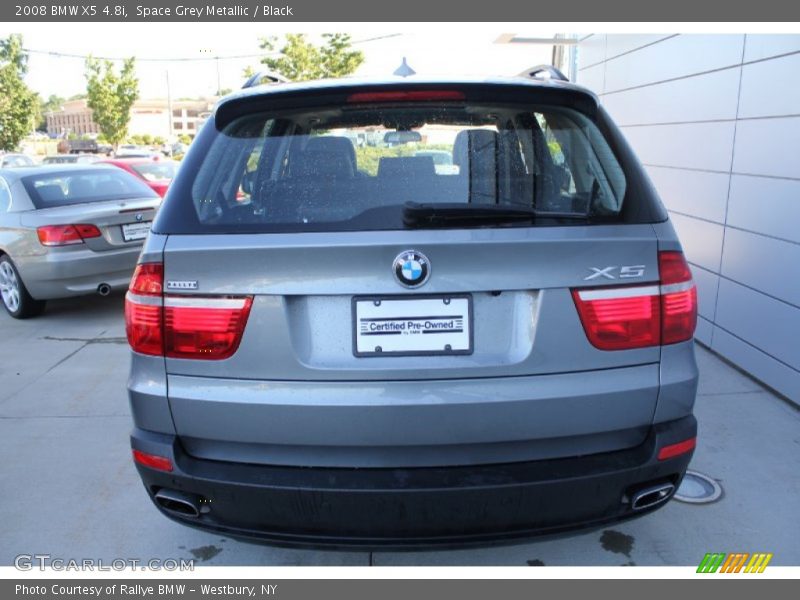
131;416;696;549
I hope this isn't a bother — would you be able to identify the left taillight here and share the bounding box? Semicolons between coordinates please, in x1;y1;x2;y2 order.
37;224;101;246
125;262;252;360
125;263;164;356
163;296;253;360
572;251;697;350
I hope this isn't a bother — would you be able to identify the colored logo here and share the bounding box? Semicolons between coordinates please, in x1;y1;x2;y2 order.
697;552;773;573
393;250;430;287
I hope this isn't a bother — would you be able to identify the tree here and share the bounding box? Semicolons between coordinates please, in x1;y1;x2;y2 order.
0;34;38;151
255;34;364;81
35;93;65;131
84;56;139;150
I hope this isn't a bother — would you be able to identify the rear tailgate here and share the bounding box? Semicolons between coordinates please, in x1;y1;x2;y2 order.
161;225;662;467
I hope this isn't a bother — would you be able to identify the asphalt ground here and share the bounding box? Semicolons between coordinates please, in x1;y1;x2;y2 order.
1;293;797;567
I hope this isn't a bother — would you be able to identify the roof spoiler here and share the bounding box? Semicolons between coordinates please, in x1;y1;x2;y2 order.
241;71;289;89
517;65;569;82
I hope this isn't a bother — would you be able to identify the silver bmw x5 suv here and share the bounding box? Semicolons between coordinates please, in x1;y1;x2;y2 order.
126;71;699;547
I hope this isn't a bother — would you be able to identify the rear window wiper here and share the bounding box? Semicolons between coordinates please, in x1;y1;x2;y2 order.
402;202;591;227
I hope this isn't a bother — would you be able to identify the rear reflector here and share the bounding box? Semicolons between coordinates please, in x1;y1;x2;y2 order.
125;263;253;360
572;251;697;350
132;449;173;472
37;224;101;246
347;90;466;103
658;437;697;461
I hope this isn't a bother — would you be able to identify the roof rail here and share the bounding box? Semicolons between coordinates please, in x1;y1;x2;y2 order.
241;71;289;89
518;65;569;82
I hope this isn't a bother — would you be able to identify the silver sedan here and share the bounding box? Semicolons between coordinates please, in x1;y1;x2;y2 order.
0;165;161;318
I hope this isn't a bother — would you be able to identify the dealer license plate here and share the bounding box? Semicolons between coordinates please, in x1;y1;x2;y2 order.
353;295;472;357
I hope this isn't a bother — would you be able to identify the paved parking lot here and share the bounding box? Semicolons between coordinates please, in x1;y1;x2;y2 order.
0;293;797;567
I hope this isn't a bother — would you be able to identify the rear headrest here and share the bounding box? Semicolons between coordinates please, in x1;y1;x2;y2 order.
96;178;127;195
68;178;96;198
291;136;356;179
453;129;498;169
378;156;436;180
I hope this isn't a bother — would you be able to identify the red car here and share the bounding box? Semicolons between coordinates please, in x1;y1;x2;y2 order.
99;157;177;198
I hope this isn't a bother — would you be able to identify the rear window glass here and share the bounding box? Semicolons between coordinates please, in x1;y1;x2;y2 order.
22;168;158;208
187;100;627;232
131;161;177;182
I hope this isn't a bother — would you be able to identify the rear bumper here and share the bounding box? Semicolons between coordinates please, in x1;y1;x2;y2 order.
16;245;141;299
131;415;696;549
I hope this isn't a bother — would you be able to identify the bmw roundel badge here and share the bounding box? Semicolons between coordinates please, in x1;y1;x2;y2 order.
393;250;431;288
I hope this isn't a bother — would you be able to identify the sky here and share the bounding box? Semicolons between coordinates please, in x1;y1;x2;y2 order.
0;23;558;100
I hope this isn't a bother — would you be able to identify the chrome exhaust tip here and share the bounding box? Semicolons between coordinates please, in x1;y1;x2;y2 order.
630;482;675;511
97;283;112;296
154;489;201;518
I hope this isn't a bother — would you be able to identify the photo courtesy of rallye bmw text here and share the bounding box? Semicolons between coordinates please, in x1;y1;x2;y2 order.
0;0;798;595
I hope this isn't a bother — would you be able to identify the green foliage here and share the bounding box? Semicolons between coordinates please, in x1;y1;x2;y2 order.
178;134;192;145
0;34;38;151
128;134;157;146
354;145;416;176
153;136;166;146
42;94;65;111
35;93;65;130
256;34;364;81
84;56;139;149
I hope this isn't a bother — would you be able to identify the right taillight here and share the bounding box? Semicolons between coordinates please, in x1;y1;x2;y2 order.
572;251;697;350
658;251;698;345
125;262;252;360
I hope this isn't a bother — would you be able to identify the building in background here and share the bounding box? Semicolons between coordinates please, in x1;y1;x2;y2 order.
576;34;800;402
46;98;217;139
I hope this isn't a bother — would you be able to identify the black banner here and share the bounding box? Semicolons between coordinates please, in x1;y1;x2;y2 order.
3;579;794;600
4;0;800;22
